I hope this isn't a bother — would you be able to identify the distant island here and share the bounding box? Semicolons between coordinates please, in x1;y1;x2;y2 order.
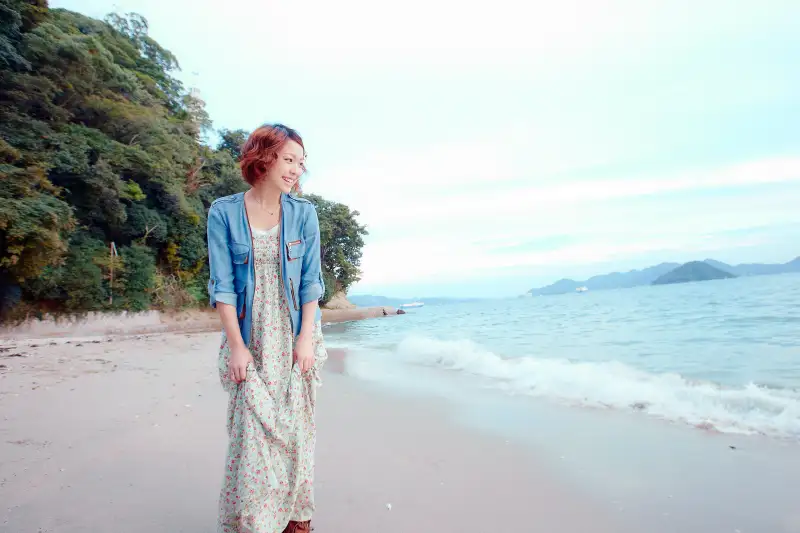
528;256;799;296
651;261;736;286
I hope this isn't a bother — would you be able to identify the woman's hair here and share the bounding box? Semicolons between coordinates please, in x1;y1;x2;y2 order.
239;123;305;190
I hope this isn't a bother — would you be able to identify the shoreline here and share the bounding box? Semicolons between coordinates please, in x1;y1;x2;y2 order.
0;305;397;341
0;330;629;533
2;330;799;532
337;347;800;533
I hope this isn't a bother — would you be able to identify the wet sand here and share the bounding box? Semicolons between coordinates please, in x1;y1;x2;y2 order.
0;332;629;533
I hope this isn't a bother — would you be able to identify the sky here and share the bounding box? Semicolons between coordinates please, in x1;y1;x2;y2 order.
53;0;800;298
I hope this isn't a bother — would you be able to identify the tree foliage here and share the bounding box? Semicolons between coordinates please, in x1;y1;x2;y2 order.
0;2;366;321
304;194;368;301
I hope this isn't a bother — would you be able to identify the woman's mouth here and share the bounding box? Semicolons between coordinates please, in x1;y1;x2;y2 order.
282;176;295;186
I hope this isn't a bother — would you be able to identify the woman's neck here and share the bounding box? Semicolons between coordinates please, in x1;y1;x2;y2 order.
248;183;281;208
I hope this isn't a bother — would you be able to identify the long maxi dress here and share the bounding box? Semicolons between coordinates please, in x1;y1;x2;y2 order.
216;224;328;533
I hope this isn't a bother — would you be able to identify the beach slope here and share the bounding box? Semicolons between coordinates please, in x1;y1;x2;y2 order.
0;332;626;533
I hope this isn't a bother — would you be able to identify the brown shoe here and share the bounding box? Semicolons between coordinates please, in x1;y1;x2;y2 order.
283;520;312;533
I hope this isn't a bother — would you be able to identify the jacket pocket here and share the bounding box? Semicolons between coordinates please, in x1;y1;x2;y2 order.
229;242;250;264
229;242;250;293
286;240;305;261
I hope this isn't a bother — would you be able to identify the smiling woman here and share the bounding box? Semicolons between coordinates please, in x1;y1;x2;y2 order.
206;123;328;533
239;125;308;193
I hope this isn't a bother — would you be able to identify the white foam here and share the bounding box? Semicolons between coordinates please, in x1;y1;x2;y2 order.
385;335;800;438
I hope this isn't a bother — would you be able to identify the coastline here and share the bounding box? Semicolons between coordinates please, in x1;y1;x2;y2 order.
3;328;799;532
323;305;399;323
0;330;629;533
0;305;398;341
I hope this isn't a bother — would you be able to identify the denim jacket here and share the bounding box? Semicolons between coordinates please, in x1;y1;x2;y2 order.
206;191;324;347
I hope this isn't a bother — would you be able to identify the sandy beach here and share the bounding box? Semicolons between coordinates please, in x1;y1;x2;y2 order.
0;307;397;341
0;330;631;533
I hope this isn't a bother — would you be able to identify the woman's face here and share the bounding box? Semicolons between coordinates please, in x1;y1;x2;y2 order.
264;139;306;194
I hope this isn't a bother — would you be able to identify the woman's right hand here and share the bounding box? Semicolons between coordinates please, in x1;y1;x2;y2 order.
228;343;254;383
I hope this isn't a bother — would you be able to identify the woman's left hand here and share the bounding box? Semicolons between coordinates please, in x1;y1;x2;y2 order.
294;333;315;373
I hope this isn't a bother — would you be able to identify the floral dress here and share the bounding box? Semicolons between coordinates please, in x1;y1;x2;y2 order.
217;224;328;533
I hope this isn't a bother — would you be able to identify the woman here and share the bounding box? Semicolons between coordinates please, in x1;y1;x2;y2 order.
206;123;328;533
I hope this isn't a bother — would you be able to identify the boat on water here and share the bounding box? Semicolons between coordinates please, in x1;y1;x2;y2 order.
575;286;589;293
399;301;425;309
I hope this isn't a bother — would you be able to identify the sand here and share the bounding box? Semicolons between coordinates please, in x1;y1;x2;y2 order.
0;331;630;533
0;307;397;341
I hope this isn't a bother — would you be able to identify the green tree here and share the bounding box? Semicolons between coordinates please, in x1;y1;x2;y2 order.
217;128;248;161
119;243;156;310
0;142;75;283
24;233;108;312
303;194;368;300
0;3;368;321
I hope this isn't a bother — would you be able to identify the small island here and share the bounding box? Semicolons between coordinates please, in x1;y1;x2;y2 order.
652;261;736;286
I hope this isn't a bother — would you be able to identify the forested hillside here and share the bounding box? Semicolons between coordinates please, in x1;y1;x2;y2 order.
0;1;366;321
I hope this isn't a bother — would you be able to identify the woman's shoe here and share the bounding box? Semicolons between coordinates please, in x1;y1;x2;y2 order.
283;520;312;532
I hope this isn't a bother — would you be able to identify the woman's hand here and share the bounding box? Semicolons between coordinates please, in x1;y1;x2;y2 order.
228;343;254;383
294;333;315;373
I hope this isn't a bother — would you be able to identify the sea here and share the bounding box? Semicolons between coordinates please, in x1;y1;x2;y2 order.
322;272;800;441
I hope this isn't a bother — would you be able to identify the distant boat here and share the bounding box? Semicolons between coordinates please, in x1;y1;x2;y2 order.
399;301;425;309
575;286;588;292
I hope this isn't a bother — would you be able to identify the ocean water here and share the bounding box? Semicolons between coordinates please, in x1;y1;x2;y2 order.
323;273;800;440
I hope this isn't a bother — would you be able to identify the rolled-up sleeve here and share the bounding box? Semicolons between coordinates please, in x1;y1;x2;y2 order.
299;205;324;305
206;204;237;307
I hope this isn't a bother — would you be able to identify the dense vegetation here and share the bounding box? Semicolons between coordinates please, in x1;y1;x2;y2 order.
0;1;367;321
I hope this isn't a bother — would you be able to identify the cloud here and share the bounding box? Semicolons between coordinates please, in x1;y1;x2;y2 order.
178;0;800;71
316;154;800;234
356;226;776;288
51;0;800;296
339;156;800;288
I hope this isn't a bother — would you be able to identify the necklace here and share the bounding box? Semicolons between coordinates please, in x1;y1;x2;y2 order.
247;191;280;216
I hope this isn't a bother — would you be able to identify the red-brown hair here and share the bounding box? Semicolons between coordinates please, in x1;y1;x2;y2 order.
239;123;305;191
